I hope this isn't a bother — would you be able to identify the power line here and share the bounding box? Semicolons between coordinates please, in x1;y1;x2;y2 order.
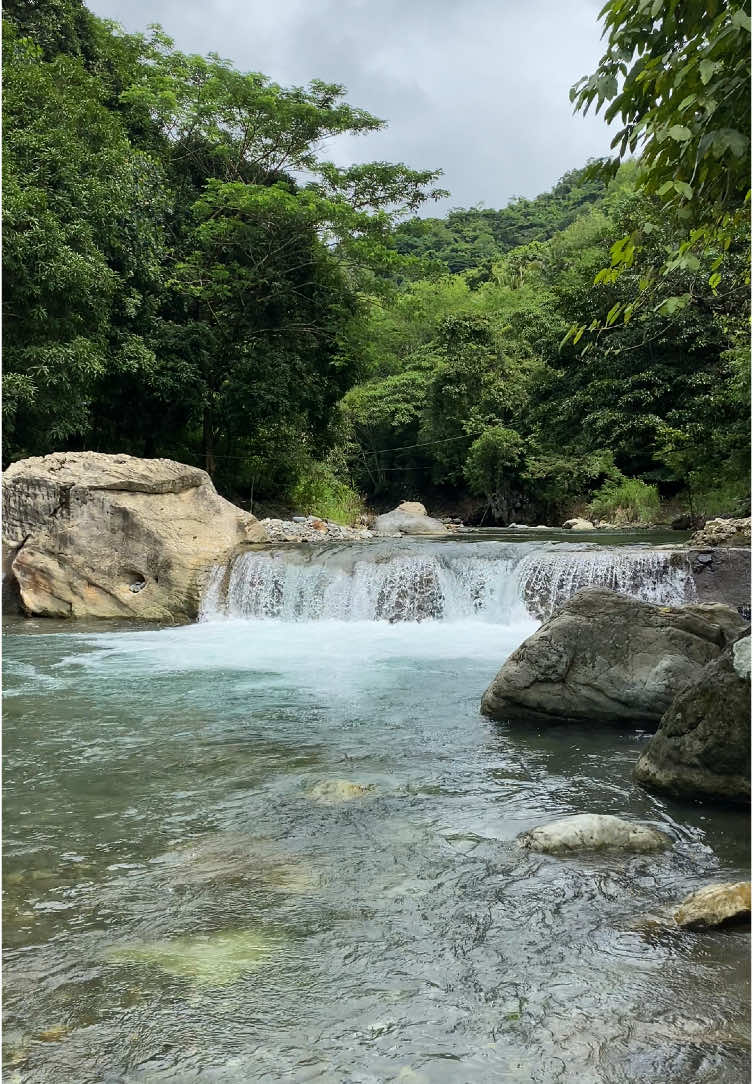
168;430;471;464
359;433;470;458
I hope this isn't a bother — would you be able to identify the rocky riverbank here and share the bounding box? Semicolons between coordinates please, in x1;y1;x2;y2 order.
259;515;374;543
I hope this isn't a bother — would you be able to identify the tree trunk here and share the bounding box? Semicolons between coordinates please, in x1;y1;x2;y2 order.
203;408;216;477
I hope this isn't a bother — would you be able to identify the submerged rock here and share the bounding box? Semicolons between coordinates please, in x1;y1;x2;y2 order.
105;927;283;986
2;452;264;620
373;501;447;536
308;779;374;804
150;833;318;892
634;635;751;804
516;814;671;854
481;588;745;726
672;881;751;929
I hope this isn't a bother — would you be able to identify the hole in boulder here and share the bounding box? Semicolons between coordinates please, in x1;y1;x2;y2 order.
126;571;147;594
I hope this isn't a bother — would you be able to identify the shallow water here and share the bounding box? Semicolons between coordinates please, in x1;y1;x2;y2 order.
2;538;749;1084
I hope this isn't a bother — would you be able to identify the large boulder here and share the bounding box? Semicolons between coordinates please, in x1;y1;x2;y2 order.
373;501;447;536
633;634;750;804
480;588;746;726
2;452;265;621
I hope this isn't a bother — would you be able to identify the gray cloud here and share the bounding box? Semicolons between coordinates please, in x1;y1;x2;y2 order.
89;0;614;214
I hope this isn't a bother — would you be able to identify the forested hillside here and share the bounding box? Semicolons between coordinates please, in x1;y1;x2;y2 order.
3;0;750;524
392;167;607;274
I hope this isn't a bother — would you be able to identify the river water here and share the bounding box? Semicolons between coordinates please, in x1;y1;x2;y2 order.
3;535;750;1082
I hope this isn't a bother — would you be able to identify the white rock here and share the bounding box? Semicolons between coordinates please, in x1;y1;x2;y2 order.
516;814;671;854
373;501;447;535
733;636;751;680
562;517;595;530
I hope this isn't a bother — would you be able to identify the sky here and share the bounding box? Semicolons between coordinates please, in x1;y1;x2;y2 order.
88;0;615;216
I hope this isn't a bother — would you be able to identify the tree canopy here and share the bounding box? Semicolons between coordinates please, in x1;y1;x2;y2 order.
3;0;749;524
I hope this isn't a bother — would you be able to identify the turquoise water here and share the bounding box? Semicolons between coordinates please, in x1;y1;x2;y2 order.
2;543;749;1083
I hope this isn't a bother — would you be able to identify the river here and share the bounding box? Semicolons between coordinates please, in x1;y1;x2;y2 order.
3;533;750;1082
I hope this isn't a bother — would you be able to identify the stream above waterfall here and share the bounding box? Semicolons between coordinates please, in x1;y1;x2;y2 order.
3;532;749;1083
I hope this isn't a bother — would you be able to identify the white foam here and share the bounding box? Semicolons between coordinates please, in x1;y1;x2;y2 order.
200;544;695;624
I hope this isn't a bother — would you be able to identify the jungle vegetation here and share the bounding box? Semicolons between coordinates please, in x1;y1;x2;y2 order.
3;0;750;523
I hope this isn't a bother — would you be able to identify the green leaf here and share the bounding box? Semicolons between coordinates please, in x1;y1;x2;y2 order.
667;124;692;141
673;181;693;199
657;294;690;316
699;59;717;85
605;303;622;327
559;326;576;351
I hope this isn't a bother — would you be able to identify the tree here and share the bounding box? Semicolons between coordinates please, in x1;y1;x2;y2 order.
2;24;168;462
569;0;751;324
2;16;447;493
464;426;526;522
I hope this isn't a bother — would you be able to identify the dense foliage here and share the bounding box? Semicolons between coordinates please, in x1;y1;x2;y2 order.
3;0;749;522
392;167;607;274
2;0;445;500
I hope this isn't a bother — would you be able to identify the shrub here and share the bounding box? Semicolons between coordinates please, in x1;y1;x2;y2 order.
290;460;364;525
587;476;660;525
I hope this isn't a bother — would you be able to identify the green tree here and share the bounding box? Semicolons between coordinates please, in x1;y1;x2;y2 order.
570;0;751;323
464;426;526;521
2;24;168;461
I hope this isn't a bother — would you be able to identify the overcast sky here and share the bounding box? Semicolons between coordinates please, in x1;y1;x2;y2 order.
89;0;613;215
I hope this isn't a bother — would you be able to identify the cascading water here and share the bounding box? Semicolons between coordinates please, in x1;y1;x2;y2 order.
6;531;748;1084
200;540;696;623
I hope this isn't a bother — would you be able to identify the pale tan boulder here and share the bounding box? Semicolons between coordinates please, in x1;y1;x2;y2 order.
673;882;751;929
2;452;265;621
397;501;428;517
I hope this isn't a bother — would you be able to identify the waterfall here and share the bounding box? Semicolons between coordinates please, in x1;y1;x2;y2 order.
200;541;695;624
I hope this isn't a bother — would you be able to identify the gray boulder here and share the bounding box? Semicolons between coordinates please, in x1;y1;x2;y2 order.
634;634;750;804
480;588;745;726
687;546;751;615
517;814;670;854
373;500;447;536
